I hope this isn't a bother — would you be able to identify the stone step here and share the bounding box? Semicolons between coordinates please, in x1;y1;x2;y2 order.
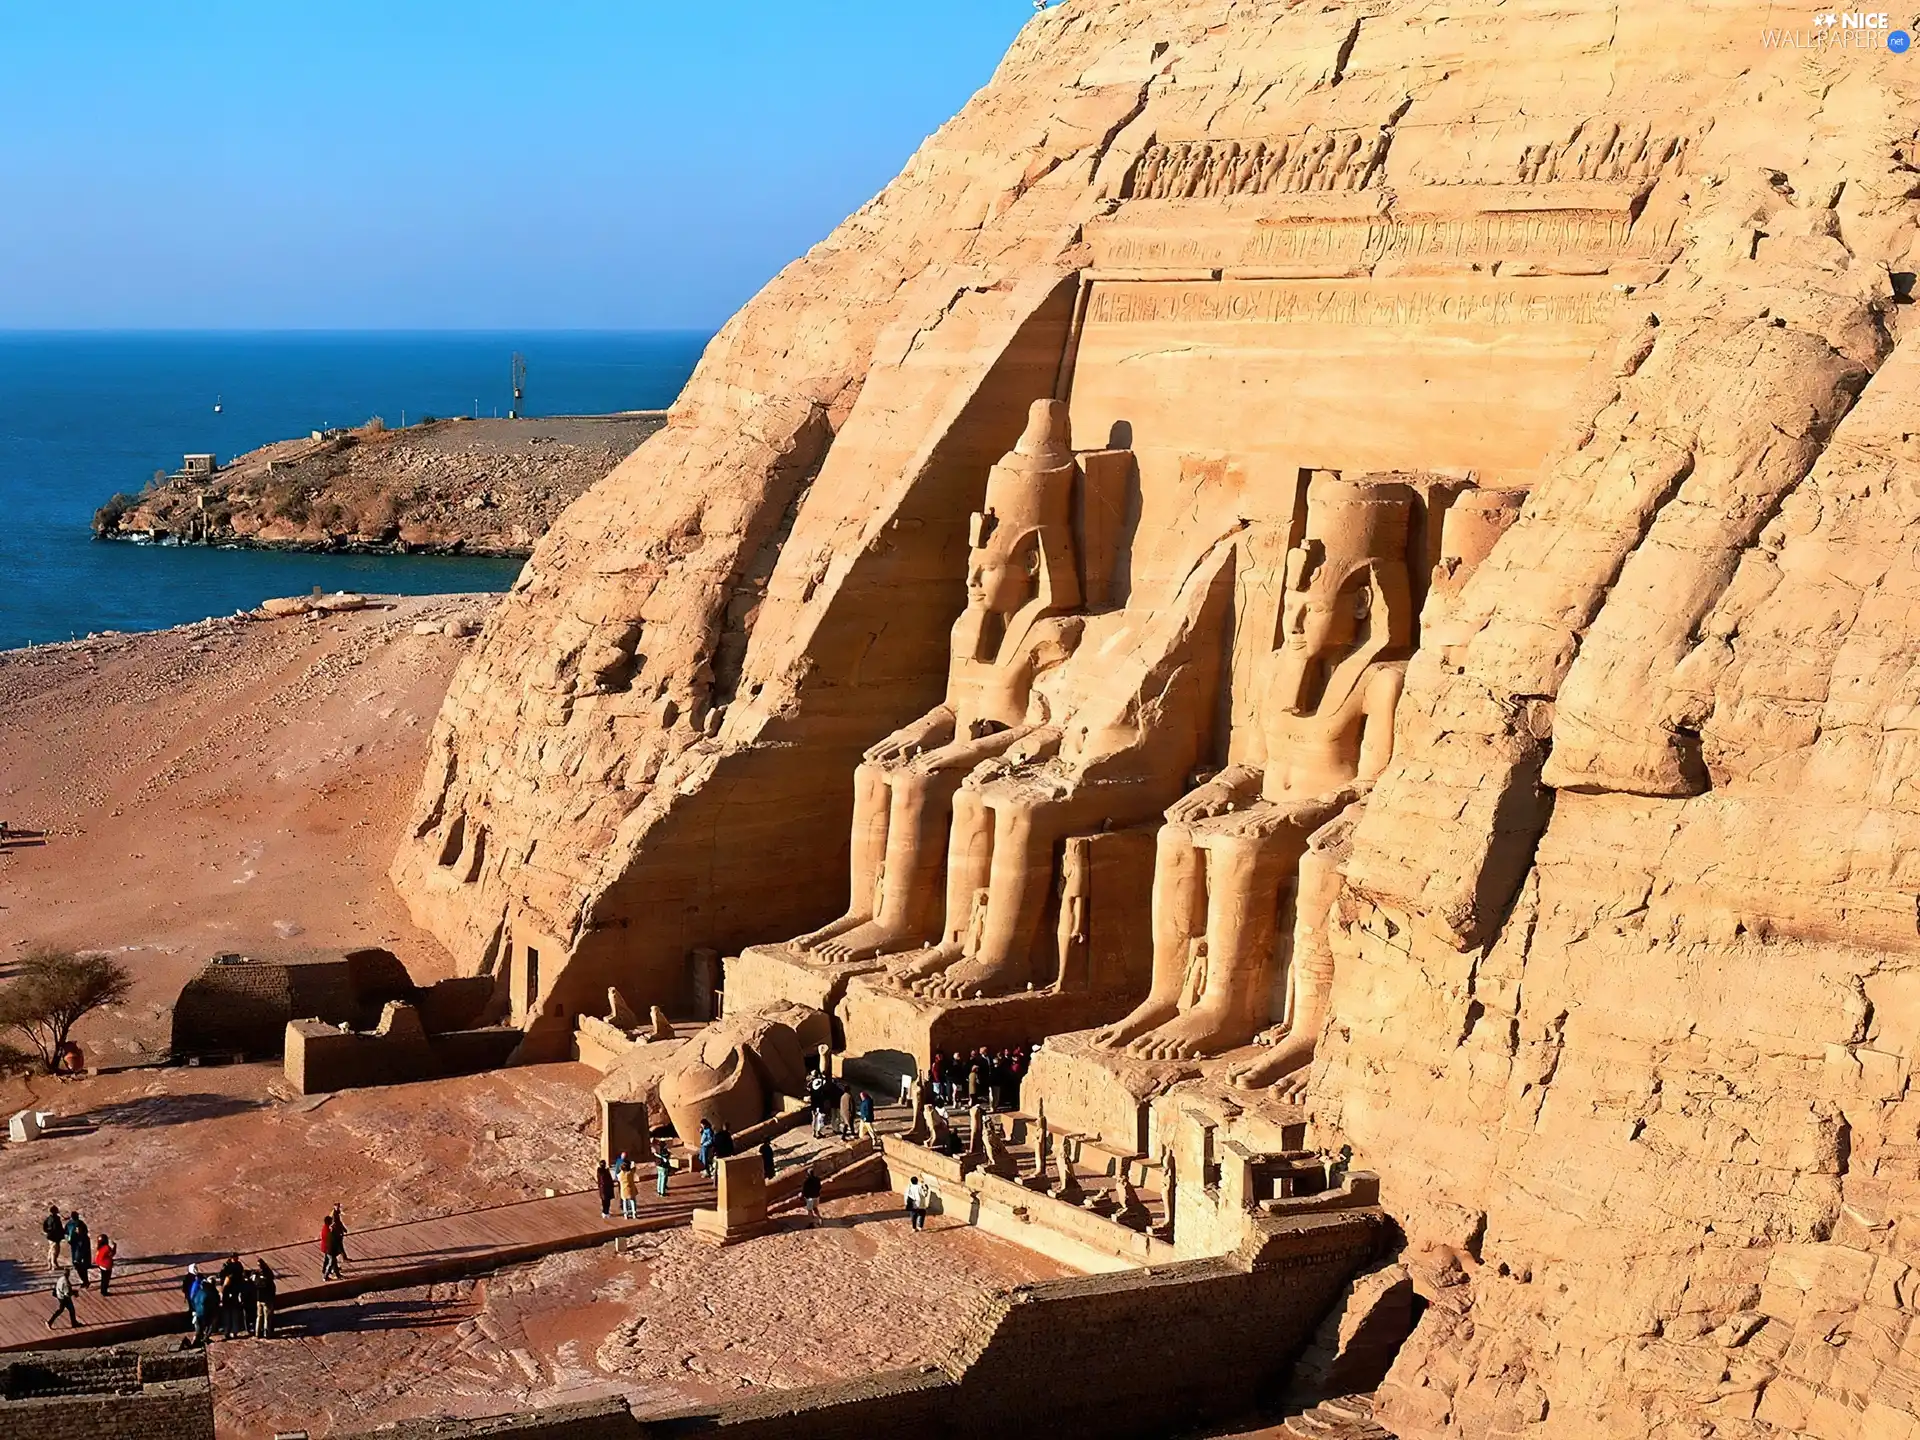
1320;1395;1375;1421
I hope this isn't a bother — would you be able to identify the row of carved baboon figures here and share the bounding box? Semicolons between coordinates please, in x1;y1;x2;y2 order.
1129;131;1391;199
1516;122;1688;185
1127;119;1689;203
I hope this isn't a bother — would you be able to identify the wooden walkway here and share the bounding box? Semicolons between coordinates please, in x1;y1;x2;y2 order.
0;1177;714;1353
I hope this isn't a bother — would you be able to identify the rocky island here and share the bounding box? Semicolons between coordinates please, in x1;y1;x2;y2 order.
92;412;664;556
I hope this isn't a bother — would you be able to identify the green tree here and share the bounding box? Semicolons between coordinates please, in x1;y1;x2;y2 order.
0;948;132;1073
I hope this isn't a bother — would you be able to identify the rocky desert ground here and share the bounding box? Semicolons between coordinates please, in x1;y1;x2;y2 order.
0;593;487;1059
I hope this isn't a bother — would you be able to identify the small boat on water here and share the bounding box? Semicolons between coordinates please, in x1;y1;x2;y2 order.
213;395;223;414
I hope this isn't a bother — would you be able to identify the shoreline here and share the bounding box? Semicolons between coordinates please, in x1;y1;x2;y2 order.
90;530;536;559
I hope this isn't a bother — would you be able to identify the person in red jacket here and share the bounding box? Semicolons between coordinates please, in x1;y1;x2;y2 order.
94;1236;116;1297
318;1208;348;1280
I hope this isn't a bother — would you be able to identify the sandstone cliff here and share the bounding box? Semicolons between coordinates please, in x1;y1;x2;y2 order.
393;4;1920;1436
95;415;662;556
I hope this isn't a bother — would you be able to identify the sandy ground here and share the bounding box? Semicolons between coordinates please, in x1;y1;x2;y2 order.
2;1060;1069;1438
208;1192;1070;1439
0;600;1080;1440
0;1062;609;1297
0;594;490;1058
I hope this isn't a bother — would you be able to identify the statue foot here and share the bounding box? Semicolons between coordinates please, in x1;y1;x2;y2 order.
1092;1001;1178;1051
814;920;909;964
1124;1007;1252;1063
1228;1034;1316;1092
792;913;868;952
888;943;963;986
915;955;1031;1000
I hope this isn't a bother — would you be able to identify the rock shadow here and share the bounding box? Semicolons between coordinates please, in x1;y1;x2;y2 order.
77;1092;268;1132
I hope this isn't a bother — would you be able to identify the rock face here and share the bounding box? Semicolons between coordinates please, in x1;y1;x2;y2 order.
393;4;1920;1434
96;415;662;556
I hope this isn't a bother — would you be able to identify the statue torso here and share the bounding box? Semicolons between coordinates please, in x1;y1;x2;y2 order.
1258;657;1404;803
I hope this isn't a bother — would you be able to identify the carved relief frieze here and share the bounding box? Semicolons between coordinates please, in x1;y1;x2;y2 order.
1128;130;1392;200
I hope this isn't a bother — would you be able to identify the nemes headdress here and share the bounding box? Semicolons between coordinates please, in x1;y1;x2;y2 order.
971;398;1081;614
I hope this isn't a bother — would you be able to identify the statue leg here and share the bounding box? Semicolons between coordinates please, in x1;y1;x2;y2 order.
918;799;1060;999
1229;829;1342;1094
1128;825;1306;1061
817;765;963;962
894;786;990;984
794;763;890;950
1093;823;1201;1048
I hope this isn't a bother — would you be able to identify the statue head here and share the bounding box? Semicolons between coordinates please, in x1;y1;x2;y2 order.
1430;486;1523;608
1276;476;1415;713
958;399;1081;658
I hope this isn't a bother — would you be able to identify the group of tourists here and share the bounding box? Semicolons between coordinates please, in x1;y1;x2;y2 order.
42;1204;114;1329
805;1069;877;1141
39;1201;332;1336
183;1254;279;1344
914;1046;1030;1111
596;1143;678;1217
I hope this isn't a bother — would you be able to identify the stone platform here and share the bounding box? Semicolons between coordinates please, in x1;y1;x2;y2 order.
837;974;1142;1088
1025;1030;1305;1157
723;942;885;1025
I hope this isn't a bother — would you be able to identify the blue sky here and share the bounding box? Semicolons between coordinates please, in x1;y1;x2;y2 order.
0;3;1034;330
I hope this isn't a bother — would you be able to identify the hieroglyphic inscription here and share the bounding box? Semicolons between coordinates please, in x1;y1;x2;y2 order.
1095;210;1640;271
1086;280;1619;328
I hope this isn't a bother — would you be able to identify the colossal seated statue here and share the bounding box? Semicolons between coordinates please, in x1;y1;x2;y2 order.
788;398;1086;967
1092;477;1414;1064
891;533;1239;1001
1218;483;1526;1096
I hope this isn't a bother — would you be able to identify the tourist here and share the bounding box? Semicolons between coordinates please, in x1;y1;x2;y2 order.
253;1260;277;1338
926;1055;944;1108
808;1071;830;1138
697;1119;716;1179
800;1166;822;1225
617;1158;640;1219
240;1264;259;1338
654;1140;675;1197
65;1212;91;1288
856;1090;876;1141
42;1204;65;1271
93;1234;116;1297
190;1270;217;1347
182;1264;201;1324
46;1268;80;1330
904;1176;928;1231
946;1052;965;1106
713;1125;736;1170
596;1159;614;1218
220;1256;247;1340
838;1086;856;1140
320;1206;348;1279
759;1138;776;1180
966;1052;984;1106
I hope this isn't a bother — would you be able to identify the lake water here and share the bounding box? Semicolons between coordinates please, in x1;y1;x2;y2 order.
0;332;707;650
